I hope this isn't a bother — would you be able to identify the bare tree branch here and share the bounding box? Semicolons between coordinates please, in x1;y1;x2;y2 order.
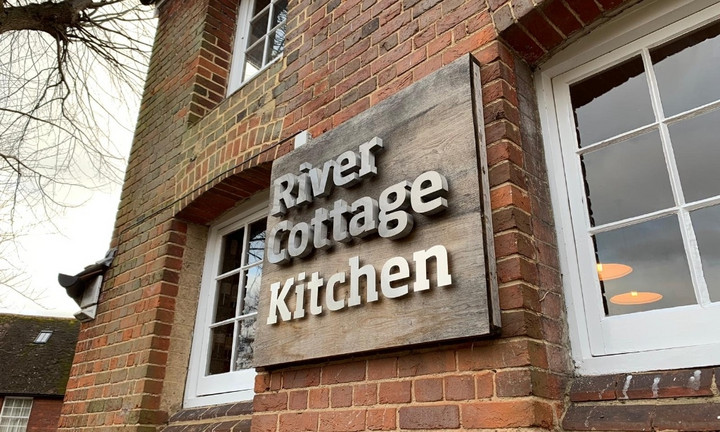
0;0;154;303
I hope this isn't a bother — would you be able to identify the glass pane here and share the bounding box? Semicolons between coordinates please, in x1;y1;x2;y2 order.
235;316;257;370
581;130;674;225
243;41;264;81
214;273;239;323
570;56;655;146
247;219;266;265
667;108;720;203
651;22;720;117
267;25;286;61
248;9;269;46
220;228;245;274
594;216;695;316
208;324;234;375
691;205;720;303
272;0;288;27
242;265;262;315
252;0;270;16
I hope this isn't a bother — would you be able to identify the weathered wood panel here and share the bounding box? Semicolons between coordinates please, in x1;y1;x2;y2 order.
254;55;499;367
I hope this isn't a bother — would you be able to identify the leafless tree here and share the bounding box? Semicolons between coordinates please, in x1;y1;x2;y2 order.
0;0;154;301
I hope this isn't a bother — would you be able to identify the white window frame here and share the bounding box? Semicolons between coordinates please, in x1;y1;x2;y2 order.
536;0;720;375
227;0;287;95
0;397;33;432
184;192;268;408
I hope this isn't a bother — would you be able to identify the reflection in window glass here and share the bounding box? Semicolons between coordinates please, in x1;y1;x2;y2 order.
207;215;266;376
594;216;695;316
691;206;720;303
570;56;655;146
214;274;239;323
209;324;234;374
581;130;674;226
240;0;287;83
651;21;720;117
667;108;720;203
221;228;244;274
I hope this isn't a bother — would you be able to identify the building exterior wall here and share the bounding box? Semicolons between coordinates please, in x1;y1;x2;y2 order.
27;399;64;432
58;0;720;431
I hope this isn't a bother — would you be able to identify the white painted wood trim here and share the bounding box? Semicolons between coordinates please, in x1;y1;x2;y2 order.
536;0;720;374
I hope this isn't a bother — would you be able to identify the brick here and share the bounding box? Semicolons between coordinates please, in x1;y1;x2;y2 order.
366;408;396;430
308;388;329;409
444;375;474;401
331;385;353;408
354;383;377;406
570;375;617;402
288;390;308;410
398;405;459;429
378;381;411;404
562;404;653;431
462;400;553;428
475;371;494;398
618;369;714;400
457;340;532;370
319;410;366;432
322;360;366;384
253;393;288;412
278;412;318;432
368;357;397;380
414;378;443;402
496;369;532;397
398;350;455;377
283;367;321;389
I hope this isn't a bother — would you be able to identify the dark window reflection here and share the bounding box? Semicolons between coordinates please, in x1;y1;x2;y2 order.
247;220;266;265
594;216;695;316
691;206;720;303
209;324;233;375
214;274;239;323
221;228;245;274
667;108;720;203
651;21;720;117
570;56;655;146
581;130;674;225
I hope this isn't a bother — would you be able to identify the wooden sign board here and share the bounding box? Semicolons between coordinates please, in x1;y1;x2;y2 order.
254;55;500;367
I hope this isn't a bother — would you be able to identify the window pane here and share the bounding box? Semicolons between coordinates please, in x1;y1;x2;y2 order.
691;205;720;303
208;324;234;375
667;108;720;203
247;219;266;265
570;56;655;146
651;22;720;117
220;228;245;274
248;9;269;46
214;273;239;323
594;216;695;316
242;265;262;316
581;130;674;225
252;0;270;16
243;41;265;82
235;316;257;370
272;0;287;28
267;26;285;61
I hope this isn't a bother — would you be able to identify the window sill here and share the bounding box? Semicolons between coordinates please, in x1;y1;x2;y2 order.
226;55;283;98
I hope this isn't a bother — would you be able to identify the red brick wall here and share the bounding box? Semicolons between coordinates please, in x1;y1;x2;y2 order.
27;398;64;432
58;0;720;431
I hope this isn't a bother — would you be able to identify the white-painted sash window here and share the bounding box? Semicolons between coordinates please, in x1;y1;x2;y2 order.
185;195;267;407
0;398;32;432
537;0;720;374
228;0;288;94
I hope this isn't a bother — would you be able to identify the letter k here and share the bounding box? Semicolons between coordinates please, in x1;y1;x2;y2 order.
266;278;294;324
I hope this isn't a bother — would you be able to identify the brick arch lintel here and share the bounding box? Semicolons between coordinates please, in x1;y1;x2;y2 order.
175;162;273;225
491;0;641;66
